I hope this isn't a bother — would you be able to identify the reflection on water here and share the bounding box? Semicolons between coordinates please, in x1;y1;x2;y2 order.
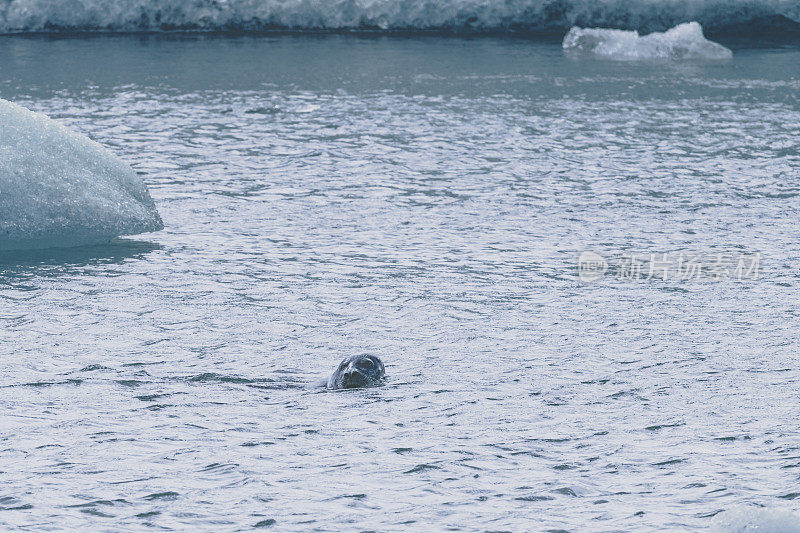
0;240;162;279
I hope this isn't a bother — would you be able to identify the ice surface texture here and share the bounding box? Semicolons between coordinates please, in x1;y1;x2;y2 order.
562;21;733;60
0;99;163;251
0;0;798;34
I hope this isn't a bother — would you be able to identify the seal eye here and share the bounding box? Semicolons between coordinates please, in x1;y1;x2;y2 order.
359;359;374;369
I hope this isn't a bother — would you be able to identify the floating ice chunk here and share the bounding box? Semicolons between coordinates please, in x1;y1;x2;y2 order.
0;99;163;251
562;22;733;61
711;506;800;532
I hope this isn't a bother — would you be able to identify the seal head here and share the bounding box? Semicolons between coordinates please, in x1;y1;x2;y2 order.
327;355;385;389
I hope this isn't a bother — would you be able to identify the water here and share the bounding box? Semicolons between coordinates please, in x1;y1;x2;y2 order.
1;34;800;531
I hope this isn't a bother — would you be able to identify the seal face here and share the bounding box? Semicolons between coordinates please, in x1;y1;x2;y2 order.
327;355;385;389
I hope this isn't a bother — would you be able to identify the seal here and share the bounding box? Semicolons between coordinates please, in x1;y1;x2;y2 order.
325;354;385;389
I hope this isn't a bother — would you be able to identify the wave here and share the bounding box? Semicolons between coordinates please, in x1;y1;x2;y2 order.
1;0;799;35
0;99;163;251
563;22;733;60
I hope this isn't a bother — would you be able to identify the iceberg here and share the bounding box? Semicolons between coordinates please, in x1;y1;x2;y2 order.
0;99;163;251
562;22;733;61
0;0;798;35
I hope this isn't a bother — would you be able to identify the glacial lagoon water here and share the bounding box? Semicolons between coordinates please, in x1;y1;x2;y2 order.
1;33;800;531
